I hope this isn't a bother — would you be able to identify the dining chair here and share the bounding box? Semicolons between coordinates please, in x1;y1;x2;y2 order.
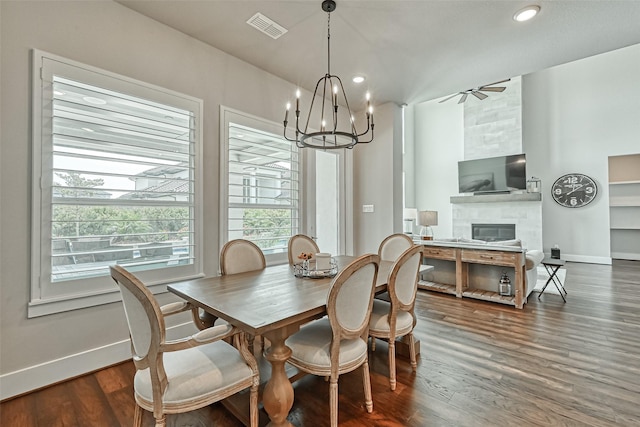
110;265;259;427
378;233;413;262
216;239;267;352
220;239;266;275
285;254;379;427
368;245;422;390
375;233;414;304
287;234;320;265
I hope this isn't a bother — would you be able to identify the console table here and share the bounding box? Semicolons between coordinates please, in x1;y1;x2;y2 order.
417;241;527;308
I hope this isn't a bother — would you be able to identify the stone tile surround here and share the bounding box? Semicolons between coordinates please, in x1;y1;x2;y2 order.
451;193;542;251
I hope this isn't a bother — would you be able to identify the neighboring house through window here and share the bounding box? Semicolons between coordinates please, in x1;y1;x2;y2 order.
221;107;301;264
30;50;203;317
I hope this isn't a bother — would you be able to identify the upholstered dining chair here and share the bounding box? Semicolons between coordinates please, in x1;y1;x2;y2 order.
285;254;379;427
215;239;267;352
110;265;259;427
368;245;422;390
220;239;266;275
375;233;414;303
195;239;266;329
287;234;320;265
378;233;413;262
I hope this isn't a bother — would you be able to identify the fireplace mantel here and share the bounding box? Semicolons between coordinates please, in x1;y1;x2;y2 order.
451;193;542;204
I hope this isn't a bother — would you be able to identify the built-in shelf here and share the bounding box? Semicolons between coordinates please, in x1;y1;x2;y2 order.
609;196;640;207
609;180;640;186
450;192;542;204
608;154;640;261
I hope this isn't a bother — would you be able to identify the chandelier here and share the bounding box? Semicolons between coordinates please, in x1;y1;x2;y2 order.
283;0;374;149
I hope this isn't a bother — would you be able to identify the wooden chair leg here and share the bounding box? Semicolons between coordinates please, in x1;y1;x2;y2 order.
133;404;143;427
362;359;373;413
388;339;396;391
408;333;417;371
330;376;339;427
250;382;259;427
154;415;166;427
371;336;376;351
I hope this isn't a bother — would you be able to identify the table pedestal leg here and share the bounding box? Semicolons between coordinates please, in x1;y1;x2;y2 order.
263;328;296;427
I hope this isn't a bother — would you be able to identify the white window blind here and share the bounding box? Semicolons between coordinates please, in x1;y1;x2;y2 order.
31;50;202;316
226;120;300;257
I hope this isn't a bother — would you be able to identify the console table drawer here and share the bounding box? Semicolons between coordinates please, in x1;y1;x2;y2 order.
421;247;456;260
461;249;518;266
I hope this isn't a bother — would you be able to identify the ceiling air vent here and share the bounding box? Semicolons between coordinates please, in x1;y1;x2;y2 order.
246;12;288;40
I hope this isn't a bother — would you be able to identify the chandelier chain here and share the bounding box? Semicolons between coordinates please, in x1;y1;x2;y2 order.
282;0;374;149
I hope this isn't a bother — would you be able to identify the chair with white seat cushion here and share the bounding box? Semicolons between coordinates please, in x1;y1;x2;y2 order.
368;245;422;390
216;239;267;352
375;233;414;304
285;254;380;427
196;239;267;330
378;233;413;262
220;239;266;275
287;234;320;265
110;265;259;427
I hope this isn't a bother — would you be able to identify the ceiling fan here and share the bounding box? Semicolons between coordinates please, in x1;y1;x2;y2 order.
439;79;510;104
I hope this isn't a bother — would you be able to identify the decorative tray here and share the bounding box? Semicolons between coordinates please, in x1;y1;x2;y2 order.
293;258;338;279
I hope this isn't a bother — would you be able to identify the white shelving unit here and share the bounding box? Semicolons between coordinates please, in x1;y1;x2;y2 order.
608;155;640;261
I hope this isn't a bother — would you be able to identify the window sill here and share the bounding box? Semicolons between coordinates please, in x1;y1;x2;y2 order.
28;272;205;318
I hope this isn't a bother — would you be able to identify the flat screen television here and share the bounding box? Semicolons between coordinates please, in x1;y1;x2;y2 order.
458;154;527;194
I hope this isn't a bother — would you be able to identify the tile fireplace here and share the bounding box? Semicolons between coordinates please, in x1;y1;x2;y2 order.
451;193;542;250
472;223;516;242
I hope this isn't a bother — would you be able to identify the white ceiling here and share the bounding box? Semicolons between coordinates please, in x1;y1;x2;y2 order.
116;0;640;106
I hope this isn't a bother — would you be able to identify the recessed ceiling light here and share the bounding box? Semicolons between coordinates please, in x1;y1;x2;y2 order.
54;90;66;96
514;5;540;22
352;75;365;84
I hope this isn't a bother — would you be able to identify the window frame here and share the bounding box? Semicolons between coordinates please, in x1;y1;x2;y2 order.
219;106;306;266
30;49;204;317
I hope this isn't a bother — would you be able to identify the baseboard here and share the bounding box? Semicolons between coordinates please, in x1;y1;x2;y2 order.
0;322;196;401
611;252;640;261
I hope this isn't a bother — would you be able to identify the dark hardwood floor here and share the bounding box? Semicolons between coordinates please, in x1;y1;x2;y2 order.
2;260;639;426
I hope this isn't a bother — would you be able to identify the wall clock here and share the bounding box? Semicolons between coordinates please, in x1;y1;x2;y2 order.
551;173;598;208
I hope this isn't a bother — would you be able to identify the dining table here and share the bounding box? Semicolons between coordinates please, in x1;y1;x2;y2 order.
167;255;398;427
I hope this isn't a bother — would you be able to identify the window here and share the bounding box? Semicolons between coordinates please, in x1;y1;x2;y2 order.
221;107;301;263
31;50;202;317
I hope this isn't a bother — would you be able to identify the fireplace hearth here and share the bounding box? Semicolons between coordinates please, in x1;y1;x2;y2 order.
472;223;516;242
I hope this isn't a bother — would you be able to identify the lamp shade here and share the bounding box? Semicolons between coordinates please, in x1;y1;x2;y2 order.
417;210;438;227
403;208;417;220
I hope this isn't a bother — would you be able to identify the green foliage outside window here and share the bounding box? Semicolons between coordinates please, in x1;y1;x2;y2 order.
242;208;293;250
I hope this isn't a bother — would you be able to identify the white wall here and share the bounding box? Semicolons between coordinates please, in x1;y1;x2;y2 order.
410;101;464;239
523;43;640;263
353;102;403;254
0;0;324;398
410;42;640;263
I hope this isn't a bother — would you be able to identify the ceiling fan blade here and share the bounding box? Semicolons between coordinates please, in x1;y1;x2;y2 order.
479;86;506;92
483;79;510;87
458;93;468;104
472;91;488;100
439;93;461;103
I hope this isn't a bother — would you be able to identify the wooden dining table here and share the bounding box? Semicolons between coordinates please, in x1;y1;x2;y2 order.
167;255;393;427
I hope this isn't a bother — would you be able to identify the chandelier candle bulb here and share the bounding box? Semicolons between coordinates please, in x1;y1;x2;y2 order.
282;0;374;149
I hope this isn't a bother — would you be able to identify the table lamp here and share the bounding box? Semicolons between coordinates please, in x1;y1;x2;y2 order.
417;210;438;240
403;208;417;235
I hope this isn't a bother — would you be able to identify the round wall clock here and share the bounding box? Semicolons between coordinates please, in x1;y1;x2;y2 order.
551;173;598;208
